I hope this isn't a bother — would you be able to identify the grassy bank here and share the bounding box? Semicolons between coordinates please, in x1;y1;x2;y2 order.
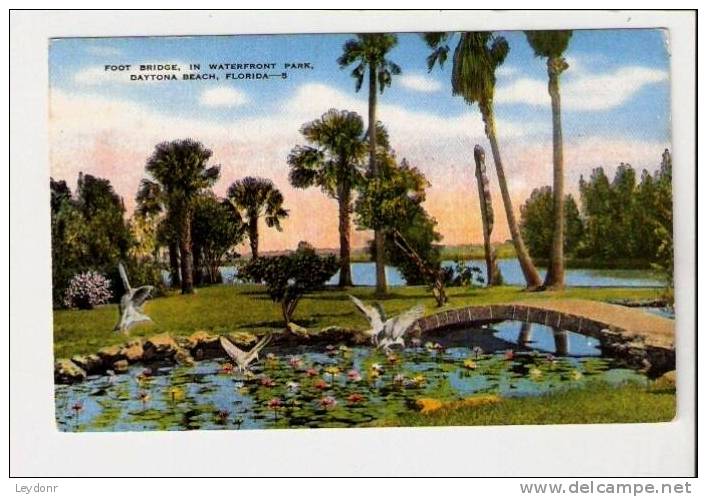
372;381;676;427
53;284;664;358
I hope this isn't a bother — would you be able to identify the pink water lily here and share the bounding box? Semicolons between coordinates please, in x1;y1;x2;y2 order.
313;378;330;390
504;350;515;361
347;393;365;404
267;397;283;409
305;367;319;377
260;376;275;387
347;369;362;382
319;396;337;409
288;356;303;368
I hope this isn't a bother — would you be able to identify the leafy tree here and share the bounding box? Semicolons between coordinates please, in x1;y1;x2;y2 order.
238;243;338;328
227;177;289;260
50;178;72;214
143;139;220;294
338;33;401;296
356;155;448;306
520;186;584;260
288;108;371;287
191;194;246;284
424;31;543;289
577;153;672;275
525;30;573;288
51;188;89;306
50;174;136;306
376;208;443;287
136;177;181;288
578;167;614;260
653;149;673;303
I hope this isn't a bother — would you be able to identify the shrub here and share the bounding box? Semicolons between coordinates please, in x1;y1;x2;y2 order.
63;271;113;310
239;244;338;326
443;259;486;287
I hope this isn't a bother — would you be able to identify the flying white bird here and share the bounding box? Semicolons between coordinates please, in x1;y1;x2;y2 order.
113;262;154;334
219;333;272;373
348;295;424;351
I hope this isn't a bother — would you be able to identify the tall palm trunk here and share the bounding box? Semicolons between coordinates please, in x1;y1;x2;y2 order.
168;240;181;288
248;215;259;259
544;57;568;289
368;61;388;296
178;211;194;294
473;145;502;286
338;184;353;287
482;104;543;289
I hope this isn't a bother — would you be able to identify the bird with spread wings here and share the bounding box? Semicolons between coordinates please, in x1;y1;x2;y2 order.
113;262;154;334
219;333;273;373
348;295;424;351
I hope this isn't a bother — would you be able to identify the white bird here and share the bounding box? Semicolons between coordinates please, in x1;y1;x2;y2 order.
113;262;154;334
348;295;385;343
377;305;424;352
219;333;272;373
348;295;424;351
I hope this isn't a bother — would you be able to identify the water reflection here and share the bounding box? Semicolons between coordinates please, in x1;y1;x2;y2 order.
492;321;602;356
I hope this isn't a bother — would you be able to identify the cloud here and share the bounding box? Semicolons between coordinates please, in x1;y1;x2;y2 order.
199;87;248;107
496;65;669;111
399;73;443;92
49;84;668;249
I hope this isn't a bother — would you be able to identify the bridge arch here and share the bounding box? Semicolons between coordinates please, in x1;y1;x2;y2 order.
415;300;675;377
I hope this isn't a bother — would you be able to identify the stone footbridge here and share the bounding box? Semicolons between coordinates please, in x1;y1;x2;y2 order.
415;299;675;377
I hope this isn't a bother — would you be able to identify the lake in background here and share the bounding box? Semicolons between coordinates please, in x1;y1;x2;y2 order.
215;259;662;288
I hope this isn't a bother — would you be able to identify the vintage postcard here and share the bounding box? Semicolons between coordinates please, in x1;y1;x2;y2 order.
49;28;676;432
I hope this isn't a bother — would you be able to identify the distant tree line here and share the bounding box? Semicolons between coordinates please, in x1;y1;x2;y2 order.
520;149;673;275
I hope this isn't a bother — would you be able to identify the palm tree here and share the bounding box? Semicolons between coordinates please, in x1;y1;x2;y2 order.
227;177;289;259
287;109;370;287
338;33;401;296
135;181;181;288
424;31;543;289
143;139;220;294
525;30;572;289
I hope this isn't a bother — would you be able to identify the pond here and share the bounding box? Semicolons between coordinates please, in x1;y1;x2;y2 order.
216;259;662;288
55;321;648;432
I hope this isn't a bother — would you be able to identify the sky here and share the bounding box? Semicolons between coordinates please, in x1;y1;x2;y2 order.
49;29;671;252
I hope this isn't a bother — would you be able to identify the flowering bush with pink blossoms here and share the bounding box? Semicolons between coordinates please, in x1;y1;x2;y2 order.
63;271;113;310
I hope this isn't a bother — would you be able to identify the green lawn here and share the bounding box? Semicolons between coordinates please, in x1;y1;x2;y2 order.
53;284;664;358
372;381;676;427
